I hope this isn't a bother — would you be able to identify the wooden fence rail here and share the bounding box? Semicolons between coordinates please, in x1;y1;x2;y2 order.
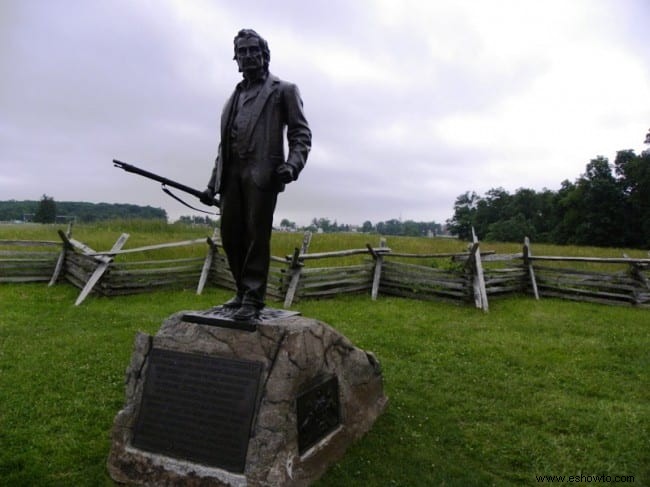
526;255;650;307
0;239;61;283
1;228;649;309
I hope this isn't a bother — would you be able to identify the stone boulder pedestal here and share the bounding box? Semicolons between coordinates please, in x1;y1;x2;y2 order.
107;309;388;486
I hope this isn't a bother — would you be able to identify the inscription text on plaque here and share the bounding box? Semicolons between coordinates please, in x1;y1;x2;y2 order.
132;348;262;473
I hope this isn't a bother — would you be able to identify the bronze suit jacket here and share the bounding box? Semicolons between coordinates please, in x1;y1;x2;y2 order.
208;73;311;194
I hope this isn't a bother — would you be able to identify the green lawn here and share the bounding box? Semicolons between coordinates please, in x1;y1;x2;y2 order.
1;282;648;486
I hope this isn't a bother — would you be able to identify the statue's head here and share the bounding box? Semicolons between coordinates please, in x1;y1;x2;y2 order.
233;29;270;76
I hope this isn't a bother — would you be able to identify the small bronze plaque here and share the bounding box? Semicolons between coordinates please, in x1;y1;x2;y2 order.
132;348;262;473
297;375;340;454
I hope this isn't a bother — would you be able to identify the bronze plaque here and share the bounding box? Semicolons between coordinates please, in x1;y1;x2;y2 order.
297;375;340;454
132;348;262;473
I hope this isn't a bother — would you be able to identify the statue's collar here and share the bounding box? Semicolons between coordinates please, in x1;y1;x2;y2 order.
238;71;269;90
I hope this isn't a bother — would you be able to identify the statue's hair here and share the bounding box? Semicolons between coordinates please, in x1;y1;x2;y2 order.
233;29;270;70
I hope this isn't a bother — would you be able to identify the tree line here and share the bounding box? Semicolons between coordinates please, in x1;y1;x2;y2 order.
0;197;167;223
278;217;444;237
447;131;650;248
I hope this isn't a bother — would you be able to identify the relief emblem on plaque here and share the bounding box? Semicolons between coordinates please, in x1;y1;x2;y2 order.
296;375;341;454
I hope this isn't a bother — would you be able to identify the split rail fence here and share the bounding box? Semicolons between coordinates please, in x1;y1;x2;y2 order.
1;228;649;309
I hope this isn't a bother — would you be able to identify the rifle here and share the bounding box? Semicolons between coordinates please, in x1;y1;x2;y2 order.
113;159;220;212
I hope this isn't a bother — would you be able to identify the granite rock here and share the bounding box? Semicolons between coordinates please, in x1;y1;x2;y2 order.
107;311;387;486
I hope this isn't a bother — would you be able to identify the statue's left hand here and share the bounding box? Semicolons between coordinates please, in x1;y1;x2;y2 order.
276;164;295;183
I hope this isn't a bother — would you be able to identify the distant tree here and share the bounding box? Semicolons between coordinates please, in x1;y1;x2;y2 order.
428;222;443;236
614;146;650;246
473;187;512;238
338;223;351;232
447;191;479;240
401;220;420;236
374;219;400;235
176;215;217;226
34;194;56;223
361;220;374;233
308;217;337;233
568;157;626;246
485;213;535;242
533;188;562;242
551;179;580;244
280;218;296;230
510;188;538;222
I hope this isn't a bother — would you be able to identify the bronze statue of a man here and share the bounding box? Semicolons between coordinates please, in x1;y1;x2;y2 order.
202;29;311;321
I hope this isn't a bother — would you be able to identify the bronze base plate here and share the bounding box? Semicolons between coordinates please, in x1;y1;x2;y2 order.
182;306;301;332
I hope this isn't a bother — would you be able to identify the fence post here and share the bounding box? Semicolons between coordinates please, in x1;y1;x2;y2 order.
523;236;540;300
368;238;387;301
626;253;650;305
197;227;220;295
49;222;74;287
283;231;312;308
469;228;488;312
74;233;130;306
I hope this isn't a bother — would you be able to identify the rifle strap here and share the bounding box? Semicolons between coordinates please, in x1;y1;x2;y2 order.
161;185;219;215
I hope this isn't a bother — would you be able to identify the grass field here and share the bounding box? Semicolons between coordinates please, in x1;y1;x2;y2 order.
1;222;649;485
1;284;648;486
2;220;648;268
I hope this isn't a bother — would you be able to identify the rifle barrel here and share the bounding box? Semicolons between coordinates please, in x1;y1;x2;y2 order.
113;159;219;207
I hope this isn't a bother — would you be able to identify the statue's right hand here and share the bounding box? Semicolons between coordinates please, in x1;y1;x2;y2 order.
200;189;215;206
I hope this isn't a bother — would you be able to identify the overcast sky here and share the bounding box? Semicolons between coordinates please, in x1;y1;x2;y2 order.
2;0;649;226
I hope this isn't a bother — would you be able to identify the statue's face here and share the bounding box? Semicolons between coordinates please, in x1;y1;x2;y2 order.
235;37;264;74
